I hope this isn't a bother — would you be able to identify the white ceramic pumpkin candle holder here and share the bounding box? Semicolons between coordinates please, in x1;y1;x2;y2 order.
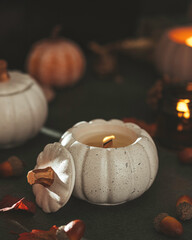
28;119;158;212
60;119;158;204
0;60;48;148
156;26;192;82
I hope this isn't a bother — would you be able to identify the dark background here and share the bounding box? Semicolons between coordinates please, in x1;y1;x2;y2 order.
0;0;191;70
1;2;192;240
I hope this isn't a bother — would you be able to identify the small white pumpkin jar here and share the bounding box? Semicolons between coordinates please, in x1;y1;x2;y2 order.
0;60;48;148
60;119;158;205
28;119;158;212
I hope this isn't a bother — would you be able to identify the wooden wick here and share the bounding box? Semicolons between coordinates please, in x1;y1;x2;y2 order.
0;60;9;82
103;135;115;148
103;139;113;148
27;167;54;188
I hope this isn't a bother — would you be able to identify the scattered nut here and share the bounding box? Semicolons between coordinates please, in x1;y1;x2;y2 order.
176;195;192;221
154;213;183;237
0;156;24;178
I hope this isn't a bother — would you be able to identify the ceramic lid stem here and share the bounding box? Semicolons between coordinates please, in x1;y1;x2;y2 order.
0;60;9;82
27;167;54;188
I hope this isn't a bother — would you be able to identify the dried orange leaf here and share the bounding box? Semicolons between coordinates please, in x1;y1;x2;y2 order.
0;195;36;214
18;226;58;240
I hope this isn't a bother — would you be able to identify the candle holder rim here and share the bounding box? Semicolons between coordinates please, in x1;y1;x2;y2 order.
68;136;143;150
60;119;145;149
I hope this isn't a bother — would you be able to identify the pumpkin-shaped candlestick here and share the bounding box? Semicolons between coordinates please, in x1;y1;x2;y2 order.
0;60;47;148
26;26;86;89
27;142;75;213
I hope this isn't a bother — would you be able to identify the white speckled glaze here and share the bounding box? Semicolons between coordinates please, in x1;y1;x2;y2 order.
60;119;159;205
33;142;75;213
0;71;47;148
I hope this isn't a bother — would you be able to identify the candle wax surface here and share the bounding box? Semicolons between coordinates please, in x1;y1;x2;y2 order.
82;133;135;148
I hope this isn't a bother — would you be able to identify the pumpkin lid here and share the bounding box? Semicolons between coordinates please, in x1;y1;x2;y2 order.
30;142;75;213
0;71;34;96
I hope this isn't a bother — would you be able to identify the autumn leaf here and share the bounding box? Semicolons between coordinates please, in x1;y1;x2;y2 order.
0;195;36;213
18;226;58;240
17;220;86;240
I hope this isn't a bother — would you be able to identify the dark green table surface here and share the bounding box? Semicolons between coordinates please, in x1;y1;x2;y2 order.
0;53;192;240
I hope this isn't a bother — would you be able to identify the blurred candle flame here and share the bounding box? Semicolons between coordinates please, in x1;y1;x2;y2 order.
186;36;192;47
176;99;190;119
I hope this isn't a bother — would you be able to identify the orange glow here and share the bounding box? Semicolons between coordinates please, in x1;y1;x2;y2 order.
186;36;192;47
102;135;115;148
177;124;183;131
176;99;190;119
169;27;192;46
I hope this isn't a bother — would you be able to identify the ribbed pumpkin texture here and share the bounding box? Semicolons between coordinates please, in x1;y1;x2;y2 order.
60;119;159;205
0;71;47;148
26;38;85;87
32;142;75;213
155;26;192;83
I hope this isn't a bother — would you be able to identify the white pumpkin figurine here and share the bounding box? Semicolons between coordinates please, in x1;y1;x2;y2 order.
155;26;192;83
0;60;47;148
27;119;158;212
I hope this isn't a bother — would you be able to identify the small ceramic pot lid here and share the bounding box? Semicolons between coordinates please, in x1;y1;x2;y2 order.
0;71;34;96
30;142;75;213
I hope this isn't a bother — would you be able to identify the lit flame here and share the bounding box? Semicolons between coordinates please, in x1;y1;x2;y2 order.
102;135;115;148
176;99;190;119
186;36;192;47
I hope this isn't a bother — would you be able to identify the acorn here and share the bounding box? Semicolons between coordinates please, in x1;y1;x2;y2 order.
56;219;85;240
176;195;192;221
154;213;183;237
0;156;24;178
